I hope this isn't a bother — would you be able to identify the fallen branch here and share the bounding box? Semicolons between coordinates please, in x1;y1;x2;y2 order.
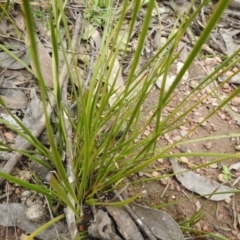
113;190;157;240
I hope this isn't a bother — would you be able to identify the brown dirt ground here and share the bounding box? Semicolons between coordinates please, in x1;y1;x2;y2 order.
124;61;240;240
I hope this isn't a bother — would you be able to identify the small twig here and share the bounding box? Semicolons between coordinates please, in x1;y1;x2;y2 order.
45;196;61;240
61;14;83;240
232;196;237;230
6;183;18;240
0;191;12;200
216;202;220;221
62;78;78;239
160;177;171;198
110;183;130;202
181;189;190;198
113;190;157;240
231;175;240;187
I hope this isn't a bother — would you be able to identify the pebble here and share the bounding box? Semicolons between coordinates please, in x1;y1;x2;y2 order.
225;71;233;77
172;136;181;141
215;56;222;63
203;142;212;150
220;114;226;120
152;171;159;177
231;106;238;112
205;58;217;66
189;80;199;89
21;190;31;198
143;129;151;136
218;173;227;183
233;67;239;73
223;82;229;89
232;97;240;106
209;163;218;169
180;130;188;137
180;156;189;163
197;117;207;126
225;198;231;204
236;145;240;151
25;203;47;223
157;158;164;163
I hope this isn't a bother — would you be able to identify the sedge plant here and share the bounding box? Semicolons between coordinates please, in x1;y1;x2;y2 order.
0;0;238;238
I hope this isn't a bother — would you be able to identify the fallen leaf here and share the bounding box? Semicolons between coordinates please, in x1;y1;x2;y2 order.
0;112;22;130
106;206;144;240
0;79;28;109
130;202;185;240
27;34;53;88
220;30;240;56
229;162;240;171
88;210;123;240
107;55;124;107
156;74;175;91
16;10;53;88
170;158;235;201
22;88;43;131
0;50;30;70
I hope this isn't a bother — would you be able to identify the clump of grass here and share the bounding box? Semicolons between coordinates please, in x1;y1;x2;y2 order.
0;0;237;238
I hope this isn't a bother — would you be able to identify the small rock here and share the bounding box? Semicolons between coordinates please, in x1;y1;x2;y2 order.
156;74;175;91
209;163;218;169
178;146;187;153
232;97;240;106
218;173;228;183
203;142;212;150
197;117;207;126
25;203;47;223
143;129;151;136
235;145;240;151
215;56;222;63
18;170;31;182
220;113;226;120
225;198;231;203
233;67;239;73
160;178;169;185
180;156;189;163
26;198;34;207
152;171;159;177
180;126;188;131
157;158;164;163
167;139;174;144
225;71;233;77
21;190;31;198
211;124;217;131
205;58;217;67
189;80;199;89
223;83;229;89
164;133;170;140
15;188;20;194
180;130;188;137
172;136;181;141
193;111;200;116
231;106;238;112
